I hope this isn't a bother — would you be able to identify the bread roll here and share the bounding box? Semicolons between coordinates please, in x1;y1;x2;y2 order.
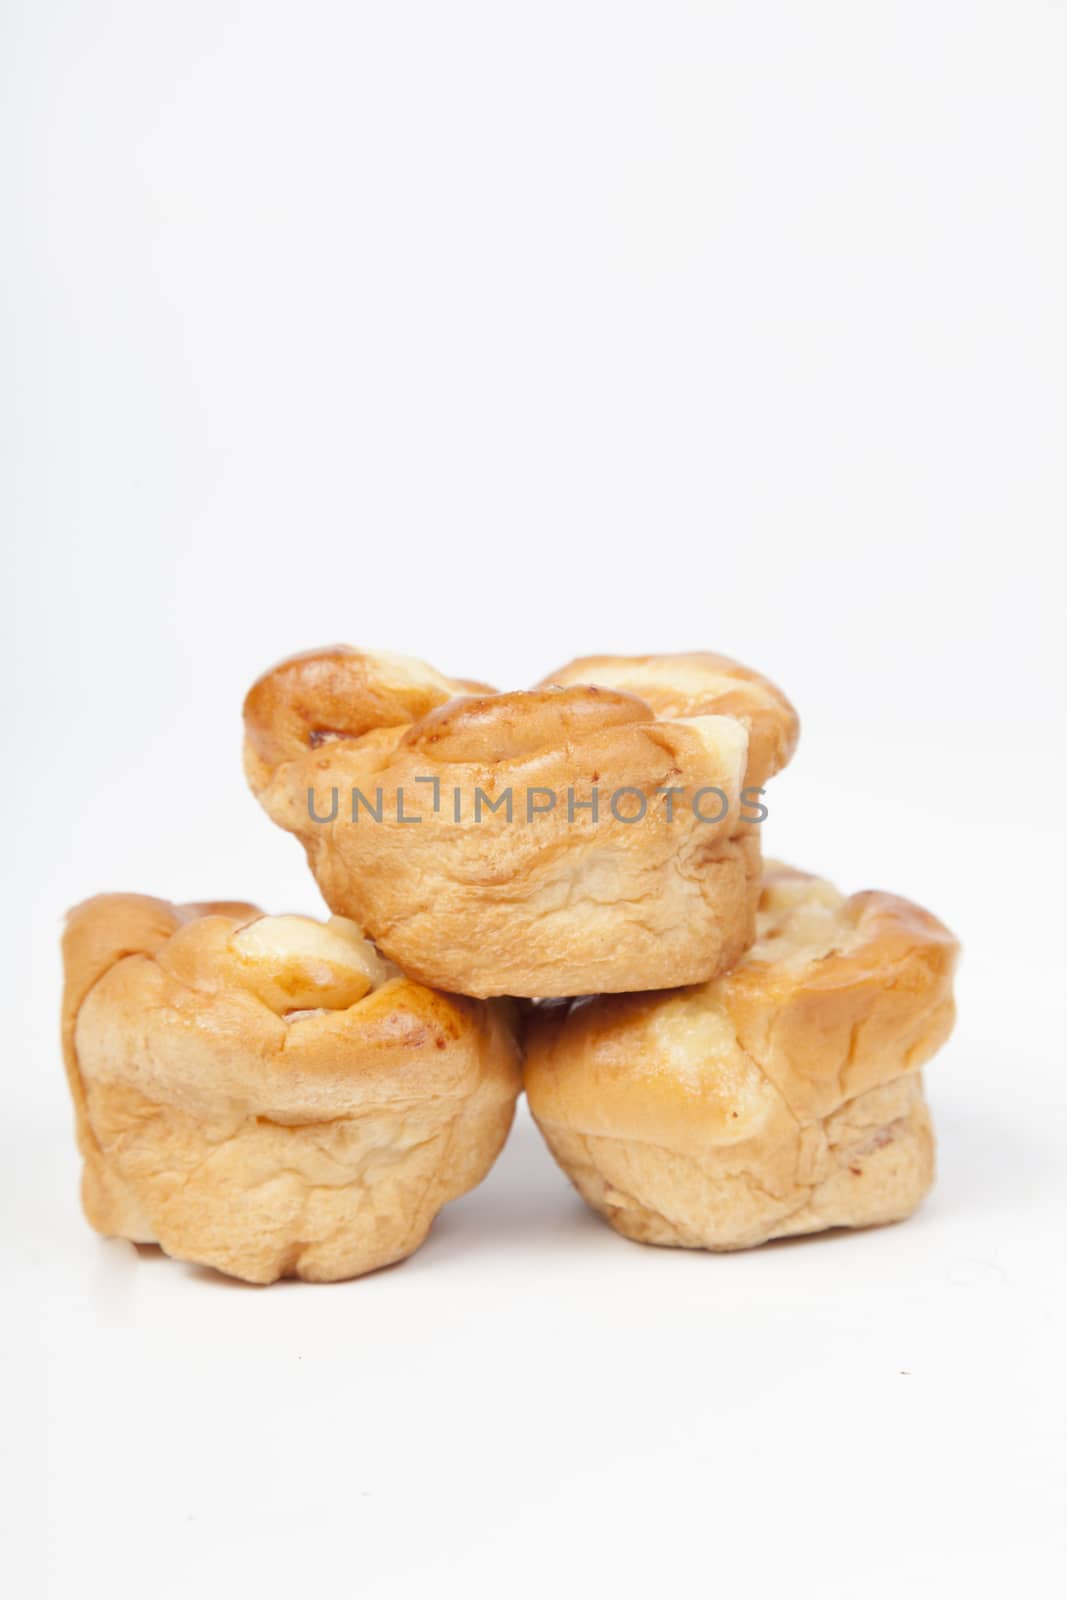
62;894;521;1283
524;863;958;1249
243;646;786;996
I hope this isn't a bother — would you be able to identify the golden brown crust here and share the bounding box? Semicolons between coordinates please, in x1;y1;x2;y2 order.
243;646;494;790
62;894;522;1283
243;648;766;997
535;652;799;788
399;685;651;761
524;864;958;1249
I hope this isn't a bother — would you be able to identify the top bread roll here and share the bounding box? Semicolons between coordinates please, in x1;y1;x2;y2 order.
243;647;796;997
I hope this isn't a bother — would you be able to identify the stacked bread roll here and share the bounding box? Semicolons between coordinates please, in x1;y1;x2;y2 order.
62;647;957;1281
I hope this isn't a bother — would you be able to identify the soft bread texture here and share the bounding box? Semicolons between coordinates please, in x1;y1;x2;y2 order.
244;647;771;997
524;863;958;1250
536;652;799;789
62;894;522;1283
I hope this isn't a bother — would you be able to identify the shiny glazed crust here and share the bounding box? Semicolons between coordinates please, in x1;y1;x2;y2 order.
536;651;799;788
524;863;959;1250
62;894;522;1283
243;647;771;997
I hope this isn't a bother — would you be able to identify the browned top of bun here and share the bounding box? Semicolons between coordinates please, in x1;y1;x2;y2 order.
243;647;494;787
535;652;799;787
63;894;519;1129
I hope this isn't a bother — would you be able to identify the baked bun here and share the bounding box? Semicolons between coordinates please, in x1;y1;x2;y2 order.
62;894;521;1283
525;863;958;1250
536;652;799;788
244;647;765;997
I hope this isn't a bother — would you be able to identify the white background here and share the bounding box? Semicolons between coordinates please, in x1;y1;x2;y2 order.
5;2;1066;1594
